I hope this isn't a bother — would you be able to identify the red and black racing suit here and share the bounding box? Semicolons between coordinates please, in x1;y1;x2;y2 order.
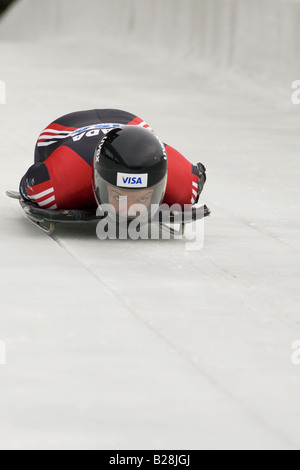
20;109;202;210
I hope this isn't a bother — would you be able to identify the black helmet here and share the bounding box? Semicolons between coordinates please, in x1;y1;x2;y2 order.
93;126;168;221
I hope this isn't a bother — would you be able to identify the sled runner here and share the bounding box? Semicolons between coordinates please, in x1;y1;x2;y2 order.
6;191;211;236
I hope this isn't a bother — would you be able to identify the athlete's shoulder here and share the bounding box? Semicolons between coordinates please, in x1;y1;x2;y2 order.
97;109;154;131
53;110;102;128
45;108;151;129
95;109;139;125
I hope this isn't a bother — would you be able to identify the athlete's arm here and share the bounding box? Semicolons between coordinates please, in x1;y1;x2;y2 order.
163;144;204;207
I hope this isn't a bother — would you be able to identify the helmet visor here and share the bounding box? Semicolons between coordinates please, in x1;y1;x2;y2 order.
94;172;166;222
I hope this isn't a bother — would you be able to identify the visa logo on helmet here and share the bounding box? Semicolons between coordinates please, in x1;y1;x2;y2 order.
117;173;148;188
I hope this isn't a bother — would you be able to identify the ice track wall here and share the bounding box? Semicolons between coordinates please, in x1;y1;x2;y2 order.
0;0;299;90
